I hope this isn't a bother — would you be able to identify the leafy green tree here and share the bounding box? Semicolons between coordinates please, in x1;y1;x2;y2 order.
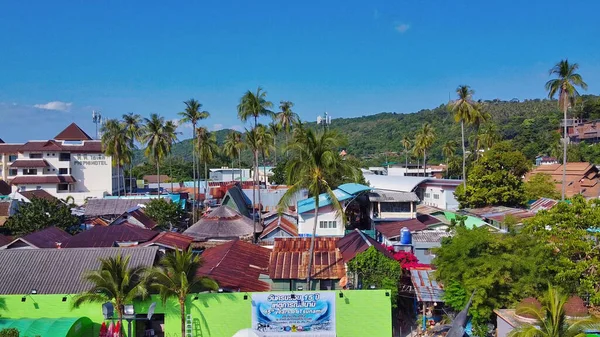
546;60;588;200
270;157;288;185
144;198;185;230
5;197;79;235
449;85;479;188
401;135;412;172
442;140;458;176
72;255;148;333
415;123;435;177
122;113;142;194
223;131;244;181
101;119;130;196
278;128;359;287
141;114;179;197
524;173;560;201
455;141;529;208
0;328;19;337
347;246;401;308
276;101;299;156
268;121;281;165
196;127;219;195
147;249;218;337
508;284;600;337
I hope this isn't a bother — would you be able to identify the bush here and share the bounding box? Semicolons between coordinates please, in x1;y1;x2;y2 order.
0;328;19;337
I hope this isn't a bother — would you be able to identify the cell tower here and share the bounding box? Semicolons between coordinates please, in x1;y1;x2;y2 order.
92;110;102;140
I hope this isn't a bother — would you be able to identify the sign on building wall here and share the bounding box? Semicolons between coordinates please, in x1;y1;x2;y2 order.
251;292;336;336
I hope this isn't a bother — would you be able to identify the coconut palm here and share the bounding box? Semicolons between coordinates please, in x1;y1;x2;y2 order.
223;131;243;181
478;124;500;151
122;113;142;194
546;60;588;200
245;128;261;224
276;101;299;155
101;119;129;197
415;123;435;177
470;103;490;159
412;142;424;176
509;284;600;337
401;136;411;173
141;114;179;198
179;99;210;221
196;127;219;196
449;85;478;189
277;129;360;288
147;249;217;337
442;140;458;176
72;255;148;333
268;121;281;165
256;124;275;188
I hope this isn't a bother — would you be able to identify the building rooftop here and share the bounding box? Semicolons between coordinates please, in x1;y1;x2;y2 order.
0;247;158;294
0;180;11;196
184;205;260;241
9;159;49;168
375;215;443;239
269;237;345;280
337;229;394;263
410;269;444;303
143;175;170;184
54;123;93;141
63;223;157;248
141;231;193;251
84;198;151;218
369;190;420;203
297;183;370;214
259;216;298;240
10;175;76;185
17;189;57;202
110;208;157;230
411;231;452;243
2;227;71;249
527;163;600;198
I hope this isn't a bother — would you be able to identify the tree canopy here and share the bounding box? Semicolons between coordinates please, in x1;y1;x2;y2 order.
143;198;185;230
524;173;560;201
4;198;79;236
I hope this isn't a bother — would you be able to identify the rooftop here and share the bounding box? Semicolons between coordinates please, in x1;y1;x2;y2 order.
141;231;193;250
269;237;345;280
9;159;49;168
337;229;394;263
375;215;443;239
184;205;260;241
297;183;371;214
63;223;157;248
1;227;71;249
10;175;76;185
84;198;151;218
259;216;298;240
17;189;57;202
410;269;444;303
143;175;170;184
54;123;93;141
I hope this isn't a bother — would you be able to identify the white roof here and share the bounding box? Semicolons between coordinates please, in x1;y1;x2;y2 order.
364;175;429;192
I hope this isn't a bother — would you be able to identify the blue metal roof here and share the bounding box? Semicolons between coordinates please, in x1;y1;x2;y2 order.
297;184;371;214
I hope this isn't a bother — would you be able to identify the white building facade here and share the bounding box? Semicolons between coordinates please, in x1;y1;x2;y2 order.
209;168;251;182
0;123;123;204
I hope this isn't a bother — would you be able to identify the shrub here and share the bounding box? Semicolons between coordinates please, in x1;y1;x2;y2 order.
0;328;20;337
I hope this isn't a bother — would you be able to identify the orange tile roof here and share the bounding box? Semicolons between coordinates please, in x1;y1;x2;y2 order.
527;162;600;198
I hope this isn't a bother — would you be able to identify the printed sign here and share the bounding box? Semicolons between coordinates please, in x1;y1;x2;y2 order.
251;292;336;337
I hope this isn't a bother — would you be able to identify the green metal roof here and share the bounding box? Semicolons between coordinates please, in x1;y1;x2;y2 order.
0;317;93;337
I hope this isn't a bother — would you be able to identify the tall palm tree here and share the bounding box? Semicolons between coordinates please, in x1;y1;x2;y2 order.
546;60;588;200
256;124;275;188
509;284;600;337
276;101;299;156
223;131;243;181
245;128;261;223
277;129;359;288
122;113;142;194
101;119;129;197
412;142;424;176
196;127;219;197
268;121;281;165
147;249;217;337
469;103;490;160
141;114;178;198
401;136;412;174
449;85;478;189
179;99;210;221
415;123;435;177
72;255;148;333
442;140;458;177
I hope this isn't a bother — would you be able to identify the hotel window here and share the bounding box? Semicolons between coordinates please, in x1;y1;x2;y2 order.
59;153;71;162
424;193;431;199
8;155;17;162
433;194;440;200
59;168;68;175
9;169;17;176
29;153;42;159
23;169;37;175
320;221;337;229
57;184;69;191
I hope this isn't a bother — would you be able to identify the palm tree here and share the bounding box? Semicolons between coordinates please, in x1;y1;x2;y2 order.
442;141;458;177
72;255;148;332
412;142;424;176
449;85;478;189
256;124;275;188
415;123;435;177
223;131;243;181
147;249;217;337
478;124;500;151
268;121;281;165
122;113;142;194
277;129;359;288
141;114;178;198
196;127;219;197
276;101;299;156
470;103;490;160
546;60;588;200
509;284;600;337
245;128;261;224
101;119;129;197
401;136;411;174
179;99;210;221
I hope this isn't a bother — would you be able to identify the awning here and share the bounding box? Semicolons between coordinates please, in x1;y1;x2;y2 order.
0;317;93;337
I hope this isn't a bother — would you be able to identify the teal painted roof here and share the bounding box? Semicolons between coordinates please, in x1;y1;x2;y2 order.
297;183;371;214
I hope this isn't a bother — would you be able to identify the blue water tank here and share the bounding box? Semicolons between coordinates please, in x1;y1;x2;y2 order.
400;227;412;245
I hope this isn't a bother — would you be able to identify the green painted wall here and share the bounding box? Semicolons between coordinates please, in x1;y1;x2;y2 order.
1;290;391;337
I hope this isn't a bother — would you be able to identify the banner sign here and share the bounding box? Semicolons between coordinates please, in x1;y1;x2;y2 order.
251;292;336;336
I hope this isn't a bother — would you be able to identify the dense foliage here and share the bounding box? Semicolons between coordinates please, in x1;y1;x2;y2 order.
524;173;561;201
143;198;186;230
4;198;79;235
0;329;19;337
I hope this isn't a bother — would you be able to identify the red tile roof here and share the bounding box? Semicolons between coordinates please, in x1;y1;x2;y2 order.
337;229;394;263
16;227;71;248
259;216;298;239
0;144;23;154
0;180;11;195
19;141;63;152
63;223;158;248
10;175;76;185
269;238;345;280
375;215;442;240
18;189;57;202
54;123;93;141
9;160;49;168
198;240;271;292
141;232;193;250
526;163;600;198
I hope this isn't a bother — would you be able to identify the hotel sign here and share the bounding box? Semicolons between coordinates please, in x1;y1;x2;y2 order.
73;154;108;166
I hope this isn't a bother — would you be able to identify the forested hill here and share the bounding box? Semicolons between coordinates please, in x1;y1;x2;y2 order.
134;95;600;166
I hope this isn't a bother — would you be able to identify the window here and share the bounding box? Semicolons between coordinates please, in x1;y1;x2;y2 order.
29;153;42;159
59;153;71;161
59;168;68;174
8;155;17;162
9;169;17;176
19;186;26;191
36;186;42;190
433;194;440;200
57;184;69;191
23;169;37;175
320;279;333;290
424;193;431;199
319;221;337;229
380;202;411;213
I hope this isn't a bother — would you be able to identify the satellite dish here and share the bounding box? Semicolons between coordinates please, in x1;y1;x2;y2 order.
147;302;156;320
232;329;260;337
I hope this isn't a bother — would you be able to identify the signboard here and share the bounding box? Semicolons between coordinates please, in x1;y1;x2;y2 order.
251;292;336;336
73;154;108;166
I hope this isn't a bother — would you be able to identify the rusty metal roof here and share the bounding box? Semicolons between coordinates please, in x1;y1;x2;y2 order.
18;189;57;202
141;232;193;250
259;216;298;239
269;238;345;280
410;269;444;303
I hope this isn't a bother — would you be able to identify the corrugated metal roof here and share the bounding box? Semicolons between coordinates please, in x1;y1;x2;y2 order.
337;183;372;195
259;217;298;239
337;229;394;263
269;238;345;280
297;186;362;215
376;215;443;239
411;231;452;243
410;269;444;303
84;198;151;217
141;232;193;250
369;190;420;202
3;227;71;249
63;223;157;248
18;190;57;202
529;198;558;213
0;247;158;294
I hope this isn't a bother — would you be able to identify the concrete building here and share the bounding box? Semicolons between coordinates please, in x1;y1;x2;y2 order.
209;167;251;182
0;123;123;204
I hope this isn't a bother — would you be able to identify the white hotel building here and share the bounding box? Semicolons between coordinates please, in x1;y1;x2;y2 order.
0;123;123;204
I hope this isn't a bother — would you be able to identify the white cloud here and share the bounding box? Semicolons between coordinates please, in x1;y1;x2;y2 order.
33;101;73;112
230;125;243;132
394;23;410;33
211;124;224;131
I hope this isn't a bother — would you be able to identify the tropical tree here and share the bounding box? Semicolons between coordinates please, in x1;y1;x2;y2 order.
276;101;299;155
449;85;478;189
72;255;148;332
478;124;501;151
122;113;142;194
147;249;218;337
442;140;458;175
268;121;281;165
546;60;588;200
415;123;435;177
401;136;411;173
277;128;360;287
470;103;490;159
196;127;219;196
141;114;179;197
223;131;243;181
508;284;600;337
101;119;130;197
256;124;274;187
179;99;210;221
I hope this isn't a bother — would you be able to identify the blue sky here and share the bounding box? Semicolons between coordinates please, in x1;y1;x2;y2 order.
1;0;599;142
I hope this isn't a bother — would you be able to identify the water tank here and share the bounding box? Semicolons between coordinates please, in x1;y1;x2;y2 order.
400;227;412;245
